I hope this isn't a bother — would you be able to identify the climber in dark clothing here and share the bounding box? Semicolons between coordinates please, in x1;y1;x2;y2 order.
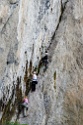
42;51;49;71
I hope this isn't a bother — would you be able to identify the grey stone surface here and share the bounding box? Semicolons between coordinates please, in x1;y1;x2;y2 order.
0;0;83;125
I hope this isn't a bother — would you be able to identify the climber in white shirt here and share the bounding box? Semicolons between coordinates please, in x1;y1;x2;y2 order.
31;71;38;92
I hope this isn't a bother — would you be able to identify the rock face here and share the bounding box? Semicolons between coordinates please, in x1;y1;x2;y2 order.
0;0;19;101
0;0;83;125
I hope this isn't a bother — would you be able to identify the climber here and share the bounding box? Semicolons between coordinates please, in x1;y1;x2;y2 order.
21;96;29;117
42;50;49;71
31;71;38;92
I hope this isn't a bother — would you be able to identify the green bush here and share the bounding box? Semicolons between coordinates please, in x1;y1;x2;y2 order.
5;121;28;125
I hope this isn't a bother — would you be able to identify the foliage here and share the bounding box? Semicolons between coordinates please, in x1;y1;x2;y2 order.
5;121;28;125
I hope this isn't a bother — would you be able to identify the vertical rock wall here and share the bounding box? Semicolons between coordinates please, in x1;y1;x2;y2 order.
0;0;20;122
18;0;83;125
0;0;83;125
51;0;83;125
0;0;19;101
0;0;61;123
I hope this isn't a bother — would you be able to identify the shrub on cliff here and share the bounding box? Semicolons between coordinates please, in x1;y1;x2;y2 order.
5;121;27;125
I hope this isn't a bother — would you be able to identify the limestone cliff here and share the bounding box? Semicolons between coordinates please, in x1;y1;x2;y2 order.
0;0;83;125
